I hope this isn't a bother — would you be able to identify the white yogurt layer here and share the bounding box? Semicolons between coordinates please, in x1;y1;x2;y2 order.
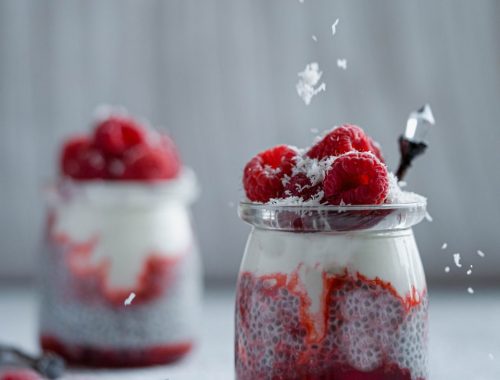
51;172;197;289
242;228;426;315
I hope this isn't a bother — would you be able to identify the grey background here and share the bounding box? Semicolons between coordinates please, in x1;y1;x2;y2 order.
0;0;499;285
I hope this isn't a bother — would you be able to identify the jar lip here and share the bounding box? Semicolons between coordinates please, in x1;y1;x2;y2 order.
238;198;427;233
44;167;199;206
239;198;426;212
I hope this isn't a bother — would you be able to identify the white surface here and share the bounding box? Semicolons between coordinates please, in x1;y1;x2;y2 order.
1;285;500;379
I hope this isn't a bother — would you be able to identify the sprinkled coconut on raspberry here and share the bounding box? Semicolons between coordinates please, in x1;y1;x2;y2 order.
243;145;298;202
60;108;181;181
241;124;424;205
323;151;389;205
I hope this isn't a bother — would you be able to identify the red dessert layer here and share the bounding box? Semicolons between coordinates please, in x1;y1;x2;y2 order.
47;216;184;306
40;336;192;368
235;270;427;380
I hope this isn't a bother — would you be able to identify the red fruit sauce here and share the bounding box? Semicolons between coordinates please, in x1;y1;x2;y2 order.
235;270;428;380
40;336;193;368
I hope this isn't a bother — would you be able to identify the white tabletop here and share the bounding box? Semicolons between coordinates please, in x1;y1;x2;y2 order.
0;285;499;379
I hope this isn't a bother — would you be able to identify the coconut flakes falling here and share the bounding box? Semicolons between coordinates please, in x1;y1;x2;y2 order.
467;287;474;294
331;18;339;36
312;35;318;42
453;253;462;268
477;249;485;258
444;266;450;273
441;242;448;250
336;59;347;70
124;292;136;306
296;63;326;105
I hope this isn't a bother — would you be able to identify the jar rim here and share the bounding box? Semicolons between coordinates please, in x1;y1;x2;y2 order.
238;198;427;233
44;167;199;206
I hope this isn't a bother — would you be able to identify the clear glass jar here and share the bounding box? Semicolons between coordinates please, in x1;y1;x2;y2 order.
39;169;201;367
236;201;428;380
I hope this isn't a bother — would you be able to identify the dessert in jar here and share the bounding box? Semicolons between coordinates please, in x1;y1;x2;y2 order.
39;108;201;367
236;125;428;380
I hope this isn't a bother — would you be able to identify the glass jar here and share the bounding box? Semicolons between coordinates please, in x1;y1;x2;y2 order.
236;201;428;380
39;169;201;367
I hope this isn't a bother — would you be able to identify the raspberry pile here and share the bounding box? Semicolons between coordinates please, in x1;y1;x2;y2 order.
60;112;181;181
243;124;389;205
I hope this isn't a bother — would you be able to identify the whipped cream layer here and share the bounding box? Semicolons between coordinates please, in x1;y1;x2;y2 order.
242;228;425;314
50;171;197;289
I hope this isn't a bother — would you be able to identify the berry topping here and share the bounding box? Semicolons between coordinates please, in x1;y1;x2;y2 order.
284;173;321;200
323;152;389;205
60;136;106;180
59;110;182;181
122;143;181;181
243;145;297;202
307;124;385;160
93;116;146;156
368;136;385;163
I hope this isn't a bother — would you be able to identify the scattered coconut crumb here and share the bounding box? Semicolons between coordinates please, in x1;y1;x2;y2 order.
466;269;472;275
441;242;448;250
444;266;450;273
453;253;462;268
398;181;407;188
336;59;347;70
385;172;426;204
477;250;485;258
467;287;474;294
424;211;433;222
124;292;136;306
312;35;318;42
488;353;495;360
331;18;339;36
296;63;326;105
310;128;319;134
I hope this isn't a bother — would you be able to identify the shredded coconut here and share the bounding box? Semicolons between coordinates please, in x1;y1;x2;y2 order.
124;292;136;306
444;266;450;273
467;287;474;294
336;59;347;70
312;35;318;42
331;18;339;36
296;63;326;105
477;249;485;258
466;268;472;275
398;181;407;188
453;253;462;268
441;242;448;250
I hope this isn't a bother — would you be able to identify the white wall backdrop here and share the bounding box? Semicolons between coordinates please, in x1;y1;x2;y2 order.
0;0;499;284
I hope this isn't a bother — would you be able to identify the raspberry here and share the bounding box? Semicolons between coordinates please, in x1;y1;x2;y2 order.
60;136;106;180
93;116;146;156
323;152;389;205
284;173;321;200
122;138;181;180
368;136;385;163
243;145;297;202
307;124;383;160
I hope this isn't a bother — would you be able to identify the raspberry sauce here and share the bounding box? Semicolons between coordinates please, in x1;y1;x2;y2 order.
235;270;428;380
40;336;193;368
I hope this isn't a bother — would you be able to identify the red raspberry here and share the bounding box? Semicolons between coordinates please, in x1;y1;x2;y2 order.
307;124;383;161
122;137;181;180
60;136;106;180
284;173;321;200
323;152;389;205
243;145;297;202
368;136;385;163
93;116;146;156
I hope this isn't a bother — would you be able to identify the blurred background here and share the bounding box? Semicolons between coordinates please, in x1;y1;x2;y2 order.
0;0;499;287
